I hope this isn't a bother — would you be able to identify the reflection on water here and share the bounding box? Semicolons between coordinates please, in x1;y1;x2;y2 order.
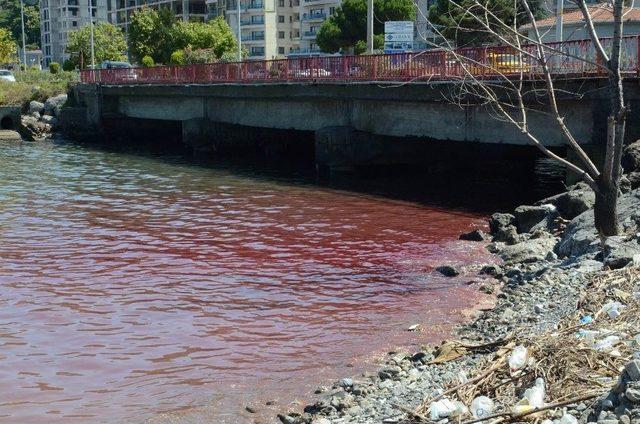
0;140;507;423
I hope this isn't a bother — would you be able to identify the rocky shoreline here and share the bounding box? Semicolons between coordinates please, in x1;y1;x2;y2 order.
14;94;67;141
278;142;640;424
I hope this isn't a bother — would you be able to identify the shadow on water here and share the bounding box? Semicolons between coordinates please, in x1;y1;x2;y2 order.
58;130;568;216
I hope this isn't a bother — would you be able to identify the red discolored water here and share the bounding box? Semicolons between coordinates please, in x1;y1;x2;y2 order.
0;142;495;423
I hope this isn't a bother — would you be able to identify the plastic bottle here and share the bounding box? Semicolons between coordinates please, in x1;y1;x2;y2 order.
470;396;495;418
513;378;545;413
429;398;457;421
508;345;529;372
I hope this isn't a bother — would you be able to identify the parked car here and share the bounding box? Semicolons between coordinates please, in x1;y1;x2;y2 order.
291;68;332;78
99;60;138;81
0;69;16;82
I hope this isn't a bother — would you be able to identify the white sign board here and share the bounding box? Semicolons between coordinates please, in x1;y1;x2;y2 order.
384;21;414;34
384;21;414;53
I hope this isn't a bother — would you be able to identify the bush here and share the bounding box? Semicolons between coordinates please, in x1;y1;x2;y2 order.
170;50;185;65
141;55;155;67
0;69;79;107
62;60;75;72
49;62;60;74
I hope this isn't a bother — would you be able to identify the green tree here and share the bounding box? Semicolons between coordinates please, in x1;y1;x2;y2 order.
428;0;546;46
65;22;127;69
128;9;237;64
0;0;40;49
0;28;17;63
316;0;415;53
128;7;177;64
141;55;155;67
49;61;60;74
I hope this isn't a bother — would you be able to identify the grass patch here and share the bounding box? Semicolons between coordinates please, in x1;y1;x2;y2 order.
0;69;79;109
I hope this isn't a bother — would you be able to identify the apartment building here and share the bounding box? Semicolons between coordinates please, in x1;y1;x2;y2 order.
224;0;299;59
40;0;109;66
298;0;337;54
107;0;207;30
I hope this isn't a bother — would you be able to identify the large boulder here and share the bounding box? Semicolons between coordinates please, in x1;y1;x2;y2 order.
603;236;640;269
622;140;640;173
557;189;640;258
28;101;44;116
489;213;521;243
513;204;558;233
43;94;68;116
536;184;595;220
499;234;558;264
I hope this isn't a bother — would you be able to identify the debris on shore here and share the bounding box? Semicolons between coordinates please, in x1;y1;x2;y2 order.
277;141;640;424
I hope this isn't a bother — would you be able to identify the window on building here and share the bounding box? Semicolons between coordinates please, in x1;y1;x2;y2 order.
278;31;285;38
278;0;284;5
294;13;299;21
278;15;284;22
294;29;299;37
278;47;285;54
329;6;335;14
70;7;78;15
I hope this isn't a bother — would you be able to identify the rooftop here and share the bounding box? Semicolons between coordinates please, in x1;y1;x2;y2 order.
521;4;640;29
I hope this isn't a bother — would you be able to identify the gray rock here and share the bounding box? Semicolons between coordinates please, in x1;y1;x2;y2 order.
603;236;640;270
626;388;640;403
435;265;459;277
513;204;558;233
622;140;640;173
625;360;640;381
43;94;68;116
490;213;515;237
40;115;59;127
340;378;354;388
499;235;557;264
537;185;596;220
479;264;502;277
557;189;640;258
28;100;44;115
460;229;490;241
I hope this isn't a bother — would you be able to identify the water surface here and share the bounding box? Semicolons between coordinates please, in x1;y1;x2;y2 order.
0;140;496;423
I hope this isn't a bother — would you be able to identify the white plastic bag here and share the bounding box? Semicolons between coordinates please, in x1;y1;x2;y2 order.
557;414;578;424
508;345;529;372
513;378;545;413
470;396;495;418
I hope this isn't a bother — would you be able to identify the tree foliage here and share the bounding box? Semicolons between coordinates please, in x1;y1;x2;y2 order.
0;28;17;63
428;0;547;46
128;8;237;64
65;22;127;69
0;0;40;49
316;0;416;53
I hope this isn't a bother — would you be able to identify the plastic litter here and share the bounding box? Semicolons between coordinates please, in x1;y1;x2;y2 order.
470;396;495;418
429;398;457;420
593;335;621;352
557;413;578;424
513;378;545;413
508;345;529;372
453;401;469;417
580;315;593;325
600;301;626;319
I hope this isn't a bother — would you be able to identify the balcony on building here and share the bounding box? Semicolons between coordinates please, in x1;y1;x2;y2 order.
302;30;317;39
241;34;265;41
301;11;325;21
227;0;263;11
241;17;265;25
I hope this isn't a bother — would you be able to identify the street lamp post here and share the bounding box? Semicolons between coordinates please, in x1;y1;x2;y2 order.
19;0;27;67
89;0;96;68
237;0;242;61
366;0;373;54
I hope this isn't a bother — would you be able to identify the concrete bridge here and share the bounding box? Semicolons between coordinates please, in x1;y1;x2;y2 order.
65;77;640;175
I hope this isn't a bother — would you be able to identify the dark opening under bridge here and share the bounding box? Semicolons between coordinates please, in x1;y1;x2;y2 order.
68;36;640;174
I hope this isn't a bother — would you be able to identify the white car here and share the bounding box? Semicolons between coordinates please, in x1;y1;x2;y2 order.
0;70;16;82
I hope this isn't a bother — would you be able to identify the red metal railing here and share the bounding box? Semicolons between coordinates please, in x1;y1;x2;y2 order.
80;36;640;85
